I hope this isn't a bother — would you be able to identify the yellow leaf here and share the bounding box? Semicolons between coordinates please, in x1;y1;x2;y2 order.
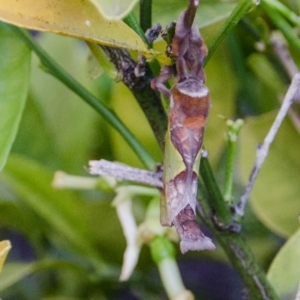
0;240;11;272
89;0;139;20
0;0;150;53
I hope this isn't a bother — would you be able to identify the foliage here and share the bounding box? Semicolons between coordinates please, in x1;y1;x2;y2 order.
0;0;300;299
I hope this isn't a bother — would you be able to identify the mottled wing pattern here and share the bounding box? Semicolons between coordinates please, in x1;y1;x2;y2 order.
164;170;198;222
170;80;210;172
152;0;215;253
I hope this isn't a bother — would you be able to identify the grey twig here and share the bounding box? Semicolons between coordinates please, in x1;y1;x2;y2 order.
235;72;300;217
272;39;300;133
89;159;163;189
272;39;298;79
295;283;300;300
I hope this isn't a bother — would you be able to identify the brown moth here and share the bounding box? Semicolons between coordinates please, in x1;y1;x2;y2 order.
151;0;215;253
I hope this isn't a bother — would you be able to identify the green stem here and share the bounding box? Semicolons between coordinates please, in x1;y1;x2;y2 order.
100;43;166;150
223;119;244;204
205;0;257;65
199;157;279;300
131;87;167;150
262;0;300;27
200;156;232;225
12;26;156;170
85;42;117;79
140;0;152;32
121;14;167;146
213;229;279;300
150;236;191;299
261;1;300;52
223;143;236;204
123;11;160;78
124;13;150;46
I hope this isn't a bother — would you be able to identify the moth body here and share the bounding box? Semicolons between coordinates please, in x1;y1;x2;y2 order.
151;0;215;252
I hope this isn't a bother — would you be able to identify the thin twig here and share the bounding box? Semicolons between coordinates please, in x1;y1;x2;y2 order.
272;39;300;133
296;283;300;300
89;160;163;189
235;73;300;217
271;39;300;118
272;39;298;79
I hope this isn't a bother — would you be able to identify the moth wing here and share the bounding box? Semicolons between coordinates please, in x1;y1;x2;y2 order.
165;170;198;221
161;125;187;226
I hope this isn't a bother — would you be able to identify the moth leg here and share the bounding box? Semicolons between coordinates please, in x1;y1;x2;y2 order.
176;56;188;82
151;65;173;99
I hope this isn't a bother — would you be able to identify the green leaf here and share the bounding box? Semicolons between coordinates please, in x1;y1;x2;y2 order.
204;46;236;166
109;83;162;168
152;0;238;29
11;27;156;170
25;33;100;173
0;155;107;271
0;0;149;54
0;263;34;290
247;53;285;95
0;22;30;171
90;0;139;19
267;228;300;300
0;201;40;237
0;260;88;291
239;112;300;237
0;199;50;252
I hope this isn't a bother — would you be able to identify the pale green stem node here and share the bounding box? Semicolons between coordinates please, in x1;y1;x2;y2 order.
150;237;194;299
223;119;244;204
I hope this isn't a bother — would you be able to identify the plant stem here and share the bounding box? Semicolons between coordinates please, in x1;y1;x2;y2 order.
12;26;156;170
205;0;258;65
272;39;298;79
124;13;150;46
89;159;163;188
223;119;244;204
262;0;300;27
101;46;167;149
213;229;279;300
150;236;193;300
85;41;117;79
199;157;279;300
131;86;167;149
140;0;152;32
200;156;232;226
235;73;300;217
261;1;300;52
120;18;165;136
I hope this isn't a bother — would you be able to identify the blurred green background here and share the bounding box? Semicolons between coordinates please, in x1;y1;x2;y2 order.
1;0;300;299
